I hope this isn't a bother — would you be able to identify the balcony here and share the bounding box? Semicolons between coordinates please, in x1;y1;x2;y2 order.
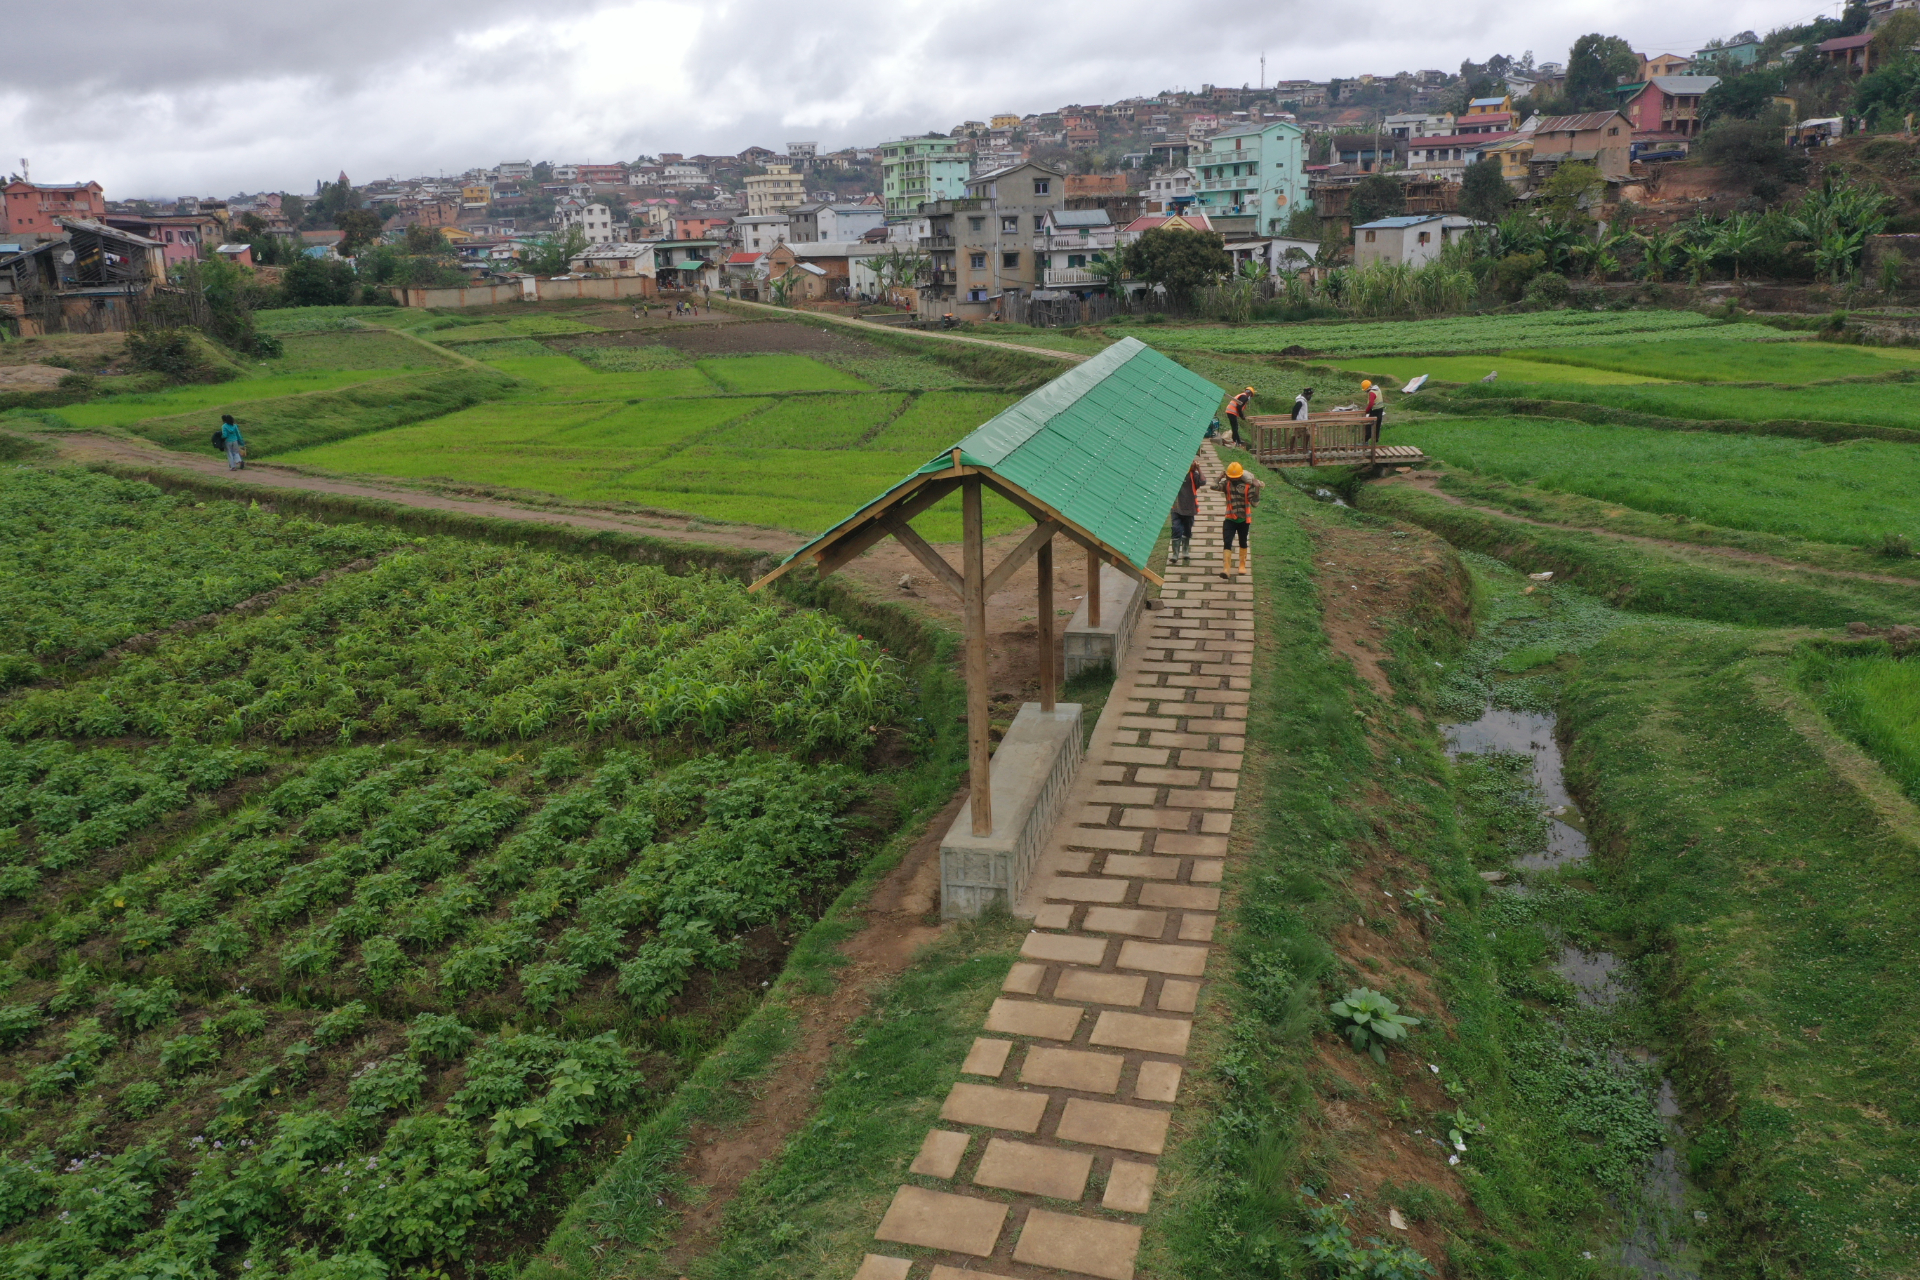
1043;267;1105;286
922;235;956;248
1199;176;1256;192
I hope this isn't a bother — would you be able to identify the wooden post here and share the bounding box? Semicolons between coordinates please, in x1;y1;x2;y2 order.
1036;535;1056;713
963;479;993;837
1086;545;1101;629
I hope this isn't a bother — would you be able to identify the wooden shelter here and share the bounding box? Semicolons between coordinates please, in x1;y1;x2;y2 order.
751;337;1223;834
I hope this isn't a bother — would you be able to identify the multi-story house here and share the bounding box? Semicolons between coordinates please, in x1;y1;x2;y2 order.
787;202;886;243
879;136;971;217
1145;167;1194;212
730;213;790;254
1617;76;1721;150
743;164;805;216
559;202;623;241
918;161;1064;316
3;181;106;238
1384;112;1456;139
1190;121;1308;236
1032;209;1116;290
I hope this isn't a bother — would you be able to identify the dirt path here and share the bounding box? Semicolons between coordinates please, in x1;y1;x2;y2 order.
720;298;1089;364
36;429;1103;702
1377;471;1920;590
655;788;958;1269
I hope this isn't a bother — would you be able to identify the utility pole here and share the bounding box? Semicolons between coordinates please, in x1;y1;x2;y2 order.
1261;53;1266;91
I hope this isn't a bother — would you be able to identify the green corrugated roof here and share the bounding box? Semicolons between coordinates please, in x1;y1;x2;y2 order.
780;336;1223;572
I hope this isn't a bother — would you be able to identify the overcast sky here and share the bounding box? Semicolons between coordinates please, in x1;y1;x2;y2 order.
2;0;1837;198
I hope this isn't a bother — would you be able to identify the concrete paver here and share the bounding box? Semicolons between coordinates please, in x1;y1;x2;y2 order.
962;1037;1014;1076
972;1138;1094;1200
1020;1045;1125;1093
940;1083;1050;1132
1013;1209;1143;1280
1054;1097;1172;1154
873;1186;1008;1256
911;1130;972;1178
1089;1010;1192;1056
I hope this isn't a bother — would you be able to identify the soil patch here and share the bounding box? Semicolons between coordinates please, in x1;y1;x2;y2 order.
654;786;958;1269
1306;517;1464;701
0;365;69;390
655;321;885;358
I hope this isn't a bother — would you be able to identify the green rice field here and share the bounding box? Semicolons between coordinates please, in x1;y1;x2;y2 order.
1510;339;1920;384
1338;355;1670;385
1121;310;1788;356
1446;378;1920;432
1390;414;1920;546
55;370;407;429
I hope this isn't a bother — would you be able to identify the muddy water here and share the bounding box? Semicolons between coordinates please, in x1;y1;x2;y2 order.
1446;703;1700;1280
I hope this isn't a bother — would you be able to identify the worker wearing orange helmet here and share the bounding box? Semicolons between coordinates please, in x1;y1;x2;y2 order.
1362;379;1385;443
1223;385;1255;448
1209;459;1265;580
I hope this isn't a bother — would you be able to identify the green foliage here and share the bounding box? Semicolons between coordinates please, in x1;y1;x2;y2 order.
1121;225;1234;295
1443;376;1920;438
1697;115;1803;197
282;255;361;308
515;227;588;277
1459;158;1511;225
1300;1196;1436;1278
1802;647;1920;801
124;327;231;384
0;467;402;681
1328;987;1420;1064
1348;174;1406;226
1502;337;1920;383
693;354;870;394
1563;33;1640;108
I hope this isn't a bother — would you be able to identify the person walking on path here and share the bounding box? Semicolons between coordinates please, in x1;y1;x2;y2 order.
1210;459;1265;580
1290;385;1314;454
218;415;246;470
1169;460;1204;566
1223;386;1255;448
1362;379;1385;443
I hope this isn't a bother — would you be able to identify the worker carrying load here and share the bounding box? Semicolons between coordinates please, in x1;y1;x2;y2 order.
1210;460;1265;580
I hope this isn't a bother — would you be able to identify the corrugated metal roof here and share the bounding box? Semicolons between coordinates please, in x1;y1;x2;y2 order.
1531;112;1627;133
776;337;1222;572
1051;209;1112;228
1647;75;1721;94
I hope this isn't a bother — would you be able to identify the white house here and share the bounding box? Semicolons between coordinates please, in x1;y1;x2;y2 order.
731;213;789;254
1032;209;1117;288
1145;167;1194;211
559;202;624;242
568;243;652;276
1352;214;1487;267
1384;112;1456;139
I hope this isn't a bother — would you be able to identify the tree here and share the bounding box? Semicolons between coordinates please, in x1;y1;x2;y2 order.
515;226;587;277
1459;159;1511;225
1700;72;1788;128
1563;34;1639;109
336;209;384;255
1347;174;1405;227
404;223;449;254
1119;226;1231;296
314;178;362;224
1696;115;1802;198
281;254;358;306
1538;162;1605;223
279;194;307;227
532;161;554;183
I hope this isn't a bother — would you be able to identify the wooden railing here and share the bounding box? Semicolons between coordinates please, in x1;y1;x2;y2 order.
1247;413;1382;467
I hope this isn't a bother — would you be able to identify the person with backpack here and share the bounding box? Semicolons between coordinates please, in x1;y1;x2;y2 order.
1210;460;1265;580
1223;386;1255;447
1362;379;1385;443
215;414;245;470
1169;460;1204;566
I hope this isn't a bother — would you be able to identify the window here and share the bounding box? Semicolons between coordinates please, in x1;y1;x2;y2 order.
970;252;986;268
1033;179;1050;195
1003;252;1020;268
1607;126;1619;136
1001;216;1018;233
1034;215;1047;232
1417;231;1431;245
968;288;988;301
1067;253;1086;268
1364;230;1377;243
968;216;984;231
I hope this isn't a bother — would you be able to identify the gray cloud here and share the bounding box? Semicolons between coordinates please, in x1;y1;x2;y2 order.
0;0;1809;197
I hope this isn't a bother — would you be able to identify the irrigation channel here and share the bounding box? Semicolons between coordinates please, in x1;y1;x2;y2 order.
1438;554;1707;1279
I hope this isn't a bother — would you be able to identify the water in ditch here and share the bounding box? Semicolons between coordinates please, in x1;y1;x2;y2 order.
1440;554;1708;1279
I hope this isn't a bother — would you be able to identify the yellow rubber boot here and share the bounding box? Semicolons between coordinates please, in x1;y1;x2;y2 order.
1220;548;1234;580
1238;547;1249;576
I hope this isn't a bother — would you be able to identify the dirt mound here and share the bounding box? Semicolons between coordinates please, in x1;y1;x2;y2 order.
1308;515;1470;702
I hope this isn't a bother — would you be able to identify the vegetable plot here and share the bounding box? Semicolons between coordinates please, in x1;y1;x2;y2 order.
1118;310;1784;357
0;469;403;688
0;746;867;1276
4;539;905;749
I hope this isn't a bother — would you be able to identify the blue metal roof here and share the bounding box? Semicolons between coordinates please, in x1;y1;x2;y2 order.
1354;215;1442;229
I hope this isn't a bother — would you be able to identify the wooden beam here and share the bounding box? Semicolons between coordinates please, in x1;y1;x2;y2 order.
962;479;992;837
982;518;1061;599
810;477;960;580
1087;545;1101;628
973;471;1164;588
1037;538;1056;713
883;513;965;599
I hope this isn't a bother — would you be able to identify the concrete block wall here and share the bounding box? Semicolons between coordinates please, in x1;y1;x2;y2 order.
940;702;1085;918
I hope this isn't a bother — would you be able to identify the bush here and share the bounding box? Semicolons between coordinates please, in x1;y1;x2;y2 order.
1522;271;1572;308
1493;252;1544;299
124;328;230;384
1878;532;1913;558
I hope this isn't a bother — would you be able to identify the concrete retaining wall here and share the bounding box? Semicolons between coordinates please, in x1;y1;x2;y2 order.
1063;563;1144;679
940;702;1085;919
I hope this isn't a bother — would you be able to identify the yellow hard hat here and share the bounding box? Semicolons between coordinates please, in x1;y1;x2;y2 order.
1226;461;1244;478
1244;386;1256;393
1361;380;1373;389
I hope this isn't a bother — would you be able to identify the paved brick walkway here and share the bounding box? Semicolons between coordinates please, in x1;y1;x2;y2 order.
855;445;1247;1280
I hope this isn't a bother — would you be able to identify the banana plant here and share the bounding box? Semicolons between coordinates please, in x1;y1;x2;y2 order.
1713;213;1763;280
1633;229;1682;282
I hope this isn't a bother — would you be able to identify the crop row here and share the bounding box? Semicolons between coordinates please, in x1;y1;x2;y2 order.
0;745;864;1275
3;539;905;749
1117;310;1785;357
0;469;402;687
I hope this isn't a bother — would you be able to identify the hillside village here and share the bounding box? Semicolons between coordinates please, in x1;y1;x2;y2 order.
8;5;1920;334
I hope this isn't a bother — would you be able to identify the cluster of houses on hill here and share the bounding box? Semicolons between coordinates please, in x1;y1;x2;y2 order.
4;25;1894;331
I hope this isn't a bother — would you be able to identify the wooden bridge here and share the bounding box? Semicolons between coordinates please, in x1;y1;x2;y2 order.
1246;412;1427;470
